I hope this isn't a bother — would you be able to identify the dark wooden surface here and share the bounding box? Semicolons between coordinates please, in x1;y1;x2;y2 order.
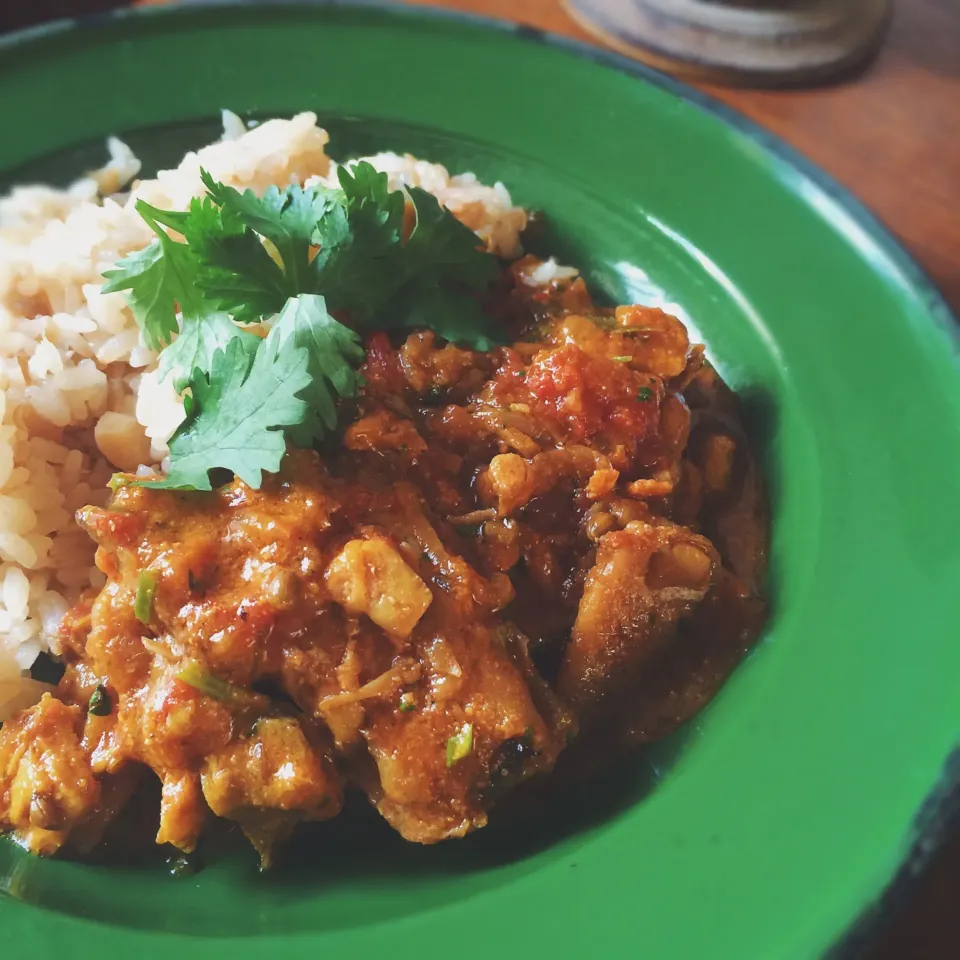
9;0;960;955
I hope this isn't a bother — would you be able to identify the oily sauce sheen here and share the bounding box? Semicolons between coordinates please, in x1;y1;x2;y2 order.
0;258;767;867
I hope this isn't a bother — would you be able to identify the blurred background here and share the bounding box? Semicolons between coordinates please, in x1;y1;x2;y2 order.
0;0;894;87
0;0;958;956
2;0;125;32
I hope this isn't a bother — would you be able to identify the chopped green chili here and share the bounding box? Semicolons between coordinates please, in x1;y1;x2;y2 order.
87;683;112;717
134;570;159;624
176;661;254;707
446;722;474;767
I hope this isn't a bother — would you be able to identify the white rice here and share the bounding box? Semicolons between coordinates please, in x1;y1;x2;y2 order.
0;112;567;720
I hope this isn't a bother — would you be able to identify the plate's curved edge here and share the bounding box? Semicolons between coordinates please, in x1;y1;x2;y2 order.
825;747;960;958
0;2;958;954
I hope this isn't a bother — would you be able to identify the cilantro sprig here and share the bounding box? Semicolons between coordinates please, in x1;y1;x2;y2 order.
143;328;313;492
103;159;503;491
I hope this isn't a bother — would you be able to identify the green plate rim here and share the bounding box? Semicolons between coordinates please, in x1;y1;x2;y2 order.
1;2;958;954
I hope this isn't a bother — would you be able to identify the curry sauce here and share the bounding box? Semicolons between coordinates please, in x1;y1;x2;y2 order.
0;258;767;866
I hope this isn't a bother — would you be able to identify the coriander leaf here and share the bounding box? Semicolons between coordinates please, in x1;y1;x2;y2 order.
270;294;365;444
158;312;261;393
102;203;205;349
146;194;249;247
338;160;398;210
101;238;184;351
159;193;289;322
311;210;400;321
201;169;330;245
102;240;175;349
387;186;502;349
394;286;502;352
200;169;333;291
336;162;406;259
132;202;193;236
142;331;312;492
311;163;407;320
405;185;499;291
311;162;503;348
193;230;290;322
135;203;209;321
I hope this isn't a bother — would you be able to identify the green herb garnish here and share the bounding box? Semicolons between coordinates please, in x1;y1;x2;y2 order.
141;329;312;491
446;722;474;767
107;474;132;492
103;162;502;492
134;570;158;624
88;683;111;717
612;355;632;363
637;386;655;402
175;661;254;707
399;693;417;713
314;164;501;347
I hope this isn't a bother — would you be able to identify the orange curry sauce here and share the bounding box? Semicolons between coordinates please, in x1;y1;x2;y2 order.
0;258;767;866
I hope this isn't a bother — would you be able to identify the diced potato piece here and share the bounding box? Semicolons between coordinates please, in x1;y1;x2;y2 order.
325;537;432;638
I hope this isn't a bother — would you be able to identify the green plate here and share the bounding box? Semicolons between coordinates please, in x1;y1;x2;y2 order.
1;4;959;957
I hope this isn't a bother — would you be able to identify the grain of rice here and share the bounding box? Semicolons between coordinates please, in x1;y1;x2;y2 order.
0;532;38;569
53;312;99;334
2;567;30;621
0;447;13;489
0;496;37;535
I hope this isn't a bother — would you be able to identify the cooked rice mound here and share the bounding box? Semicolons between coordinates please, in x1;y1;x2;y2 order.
0;112;535;717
